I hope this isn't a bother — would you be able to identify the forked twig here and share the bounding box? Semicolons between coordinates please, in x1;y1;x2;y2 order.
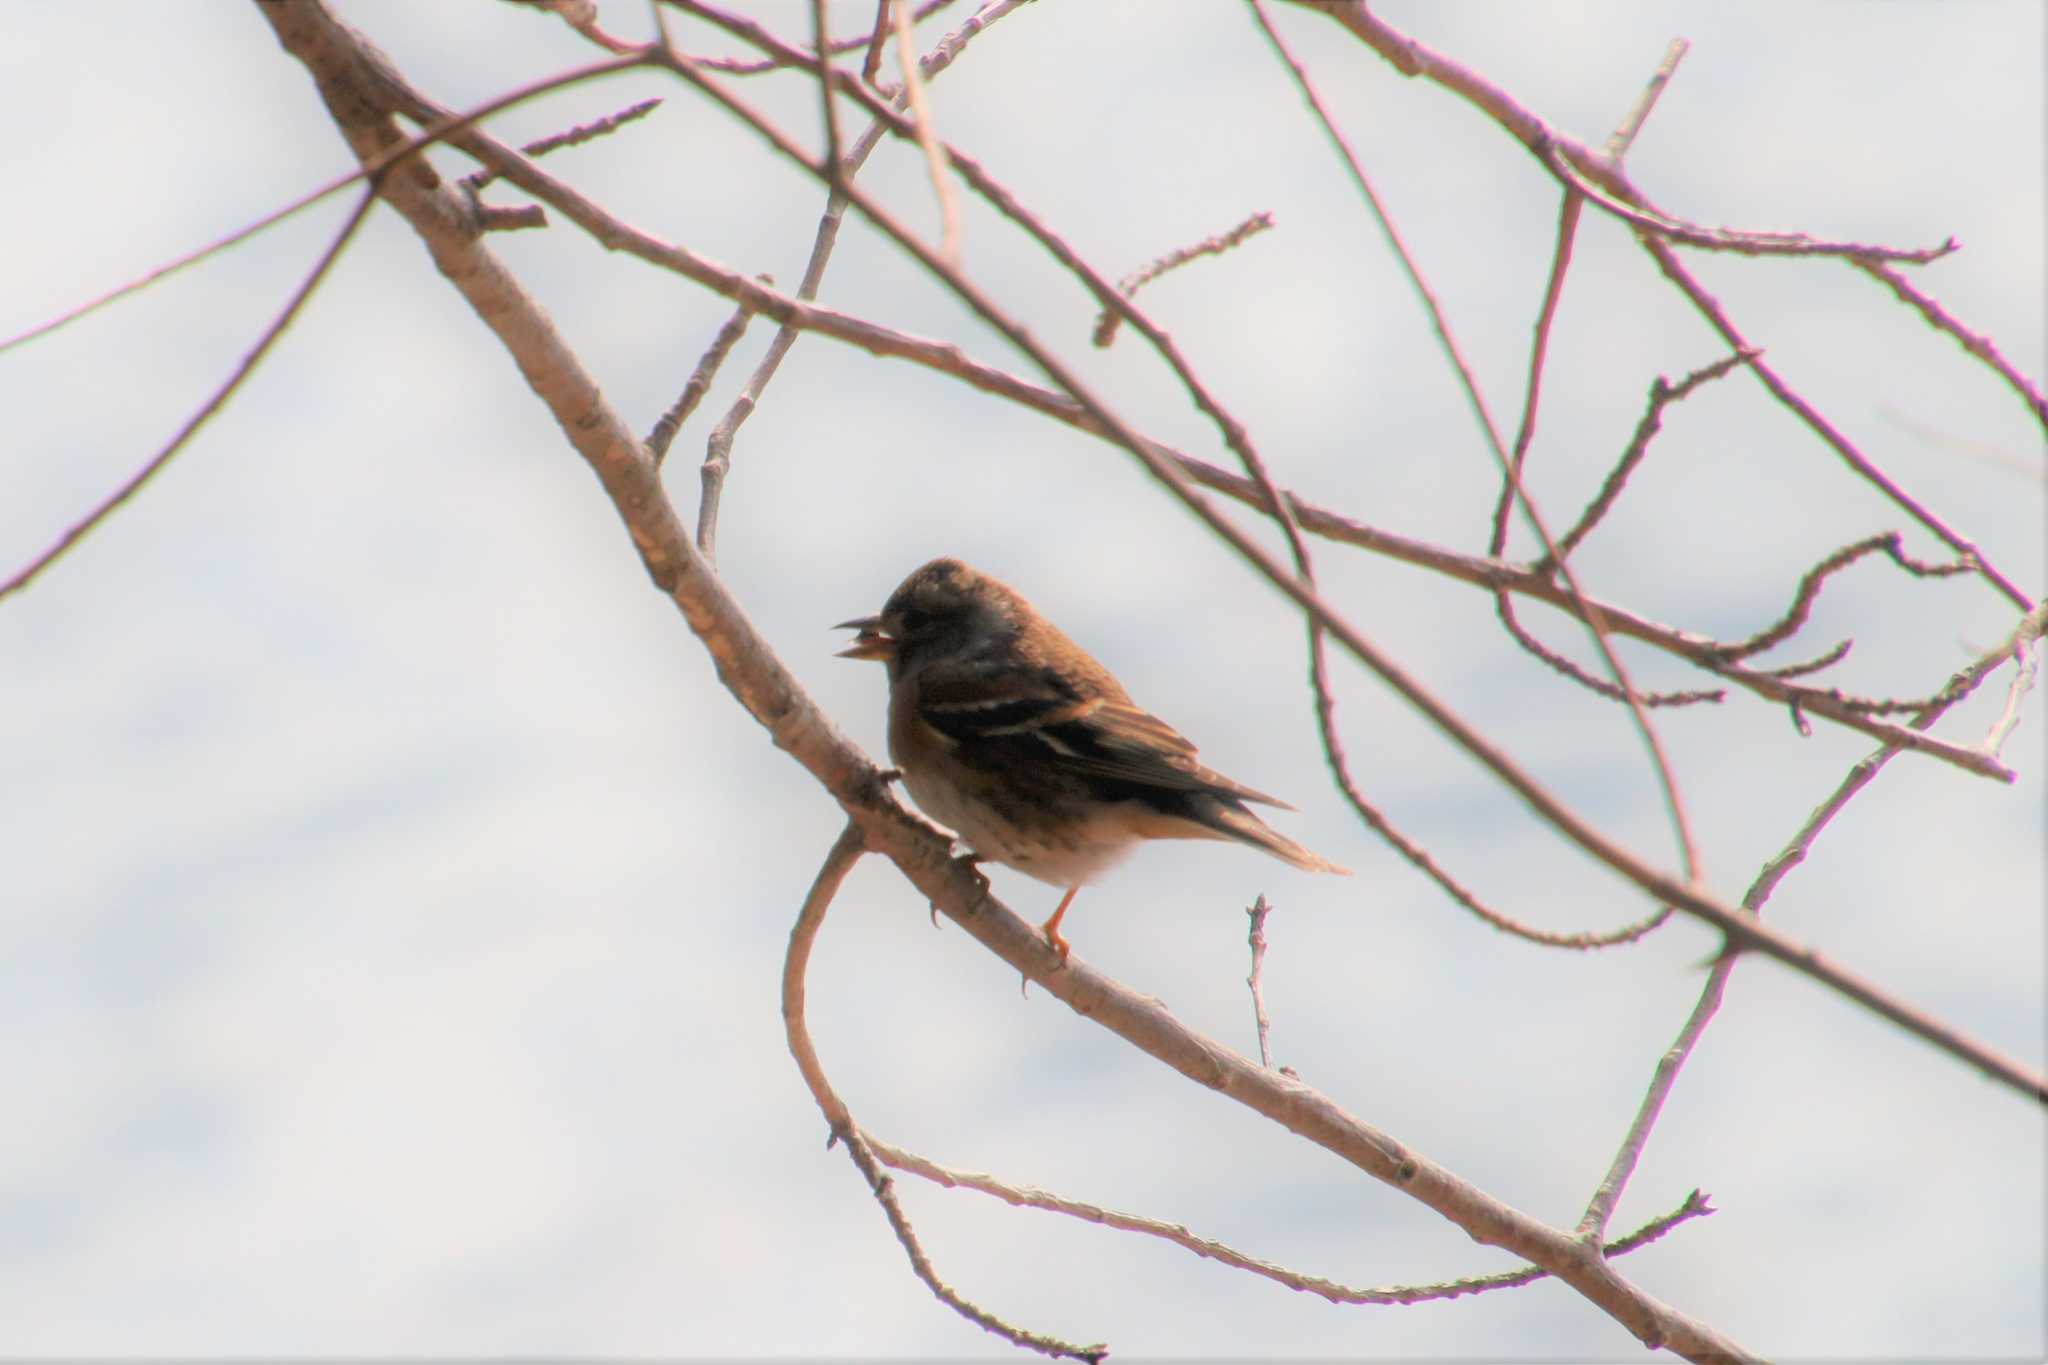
1541;351;1758;571
1709;532;1975;663
878;1133;1717;1308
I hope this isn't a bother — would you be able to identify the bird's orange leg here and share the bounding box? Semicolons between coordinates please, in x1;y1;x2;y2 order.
1039;886;1080;963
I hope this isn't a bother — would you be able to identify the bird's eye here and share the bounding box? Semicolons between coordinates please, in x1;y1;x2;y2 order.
898;607;932;632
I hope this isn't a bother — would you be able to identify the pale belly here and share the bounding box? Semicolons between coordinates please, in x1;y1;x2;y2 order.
898;759;1136;889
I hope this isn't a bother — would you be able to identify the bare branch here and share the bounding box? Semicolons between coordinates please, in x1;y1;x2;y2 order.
1603;37;1689;160
1;190;378;603
807;0;843;183
1092;209;1276;347
458;95;662;195
1979;604;2047;759
877;1136;1717;1308
892;0;960;267
1541;351;1757;571
1493;595;1725;709
860;0;891;86
781;823;1106;1362
1543;140;1959;263
644;295;755;467
1711;532;1975;664
1489;190;1582;557
1245;895;1276;1068
1858;261;2048;432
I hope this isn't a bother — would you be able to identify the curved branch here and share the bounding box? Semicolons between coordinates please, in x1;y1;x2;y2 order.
782;823;1105;1362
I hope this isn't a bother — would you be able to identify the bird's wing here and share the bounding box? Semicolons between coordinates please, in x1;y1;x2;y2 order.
917;663;1291;809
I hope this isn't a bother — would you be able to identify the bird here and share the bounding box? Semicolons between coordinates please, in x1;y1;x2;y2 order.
836;557;1348;961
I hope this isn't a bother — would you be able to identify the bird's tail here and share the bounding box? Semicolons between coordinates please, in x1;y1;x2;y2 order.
1201;798;1350;875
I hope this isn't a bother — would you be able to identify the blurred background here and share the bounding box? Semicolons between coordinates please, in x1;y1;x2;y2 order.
2;1;2041;1357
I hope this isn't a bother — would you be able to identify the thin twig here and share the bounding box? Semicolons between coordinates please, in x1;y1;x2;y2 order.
1758;638;1852;681
1;190;378;603
1541;351;1758;571
893;0;960;267
1246;895;1276;1068
646;295;755;468
1543;140;1958;264
458;96;662;195
1093;210;1276;347
1603;38;1689;160
782;824;1107;1362
2;54;640;356
877;1134;1717;1307
1979;606;2045;758
1709;532;1975;663
808;0;843;183
1493;597;1724;708
860;0;891;85
1313;671;1680;945
839;1130;1106;1362
1858;261;2048;432
1488;190;1581;557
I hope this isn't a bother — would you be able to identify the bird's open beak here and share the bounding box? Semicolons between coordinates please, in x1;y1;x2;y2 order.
834;615;897;661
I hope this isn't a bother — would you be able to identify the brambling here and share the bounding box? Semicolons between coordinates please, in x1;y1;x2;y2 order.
837;557;1348;961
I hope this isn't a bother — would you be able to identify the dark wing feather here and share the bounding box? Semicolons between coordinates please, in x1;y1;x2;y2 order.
1043;701;1295;808
913;659;1292;809
915;663;1092;743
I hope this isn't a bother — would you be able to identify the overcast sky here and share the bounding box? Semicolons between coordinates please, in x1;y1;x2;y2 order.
3;1;2043;1358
